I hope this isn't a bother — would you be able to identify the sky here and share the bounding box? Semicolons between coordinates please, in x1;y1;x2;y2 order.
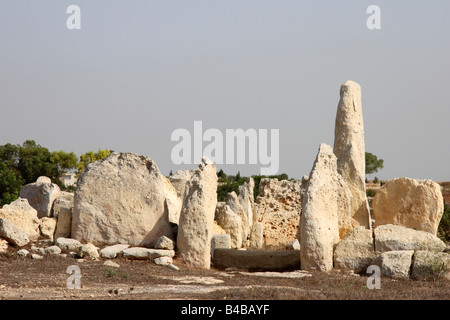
0;1;449;180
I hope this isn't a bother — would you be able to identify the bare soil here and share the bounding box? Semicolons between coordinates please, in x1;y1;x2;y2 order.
0;246;448;300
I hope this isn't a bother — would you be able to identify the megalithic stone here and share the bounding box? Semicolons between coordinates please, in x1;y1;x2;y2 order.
333;80;371;231
300;144;340;271
177;157;218;269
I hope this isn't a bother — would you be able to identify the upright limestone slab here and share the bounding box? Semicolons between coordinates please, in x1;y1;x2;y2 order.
300;144;340;271
238;177;255;234
372;178;444;235
333;80;371;230
177;157;218;269
72;152;173;247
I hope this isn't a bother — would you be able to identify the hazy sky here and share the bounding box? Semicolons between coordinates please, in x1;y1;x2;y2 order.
1;1;449;180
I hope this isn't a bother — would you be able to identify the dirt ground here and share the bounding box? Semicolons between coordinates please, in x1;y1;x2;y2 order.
0;247;449;300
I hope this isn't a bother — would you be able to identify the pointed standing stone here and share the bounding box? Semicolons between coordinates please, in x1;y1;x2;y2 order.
177;157;218;269
300;144;340;271
333;80;371;230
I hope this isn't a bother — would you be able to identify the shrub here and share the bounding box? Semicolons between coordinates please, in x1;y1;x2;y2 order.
366;189;377;198
437;203;450;243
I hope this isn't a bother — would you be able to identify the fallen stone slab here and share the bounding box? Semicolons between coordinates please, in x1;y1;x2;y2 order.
99;244;130;259
233;270;312;279
122;247;175;260
374;224;446;253
212;249;300;271
55;237;82;252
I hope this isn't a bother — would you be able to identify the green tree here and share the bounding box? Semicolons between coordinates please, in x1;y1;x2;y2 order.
17;140;56;184
217;169;227;180
77;149;112;175
365;152;384;175
437;203;450;243
50;150;78;186
0;162;24;206
0;143;20;172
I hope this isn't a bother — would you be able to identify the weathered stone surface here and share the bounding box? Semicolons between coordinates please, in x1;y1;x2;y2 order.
55;237;82;252
336;174;353;239
0;239;8;253
374;224;446;253
374;250;414;279
162;176;182;226
213;249;300;271
249;221;264;248
333;80;371;230
215;202;243;249
212;220;226;235
122;247;175;260
37;176;51;184
53;193;74;242
177;157;218;269
334;226;375;273
77;243;99;259
211;234;231;258
39;217;57;241
54;209;72;240
99;244;130;259
254;178;302;248
155;235;175;250
45;245;62;255
20;177;61;218
153;256;173;266
288;239;300;251
411;250;450;281
72;152;173;247
168;170;193;201
226;192;249;244
168;263;180;271
0;198;40;240
17;248;29;257
0;218;29;247
52;192;74;218
372;178;444;235
103;260;120;268
300;144;340;271
238;178;255;233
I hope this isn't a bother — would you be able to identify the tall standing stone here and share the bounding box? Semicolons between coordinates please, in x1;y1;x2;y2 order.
226;192;249;243
238;178;255;233
300;144;340;271
333;80;371;230
177;157;218;269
